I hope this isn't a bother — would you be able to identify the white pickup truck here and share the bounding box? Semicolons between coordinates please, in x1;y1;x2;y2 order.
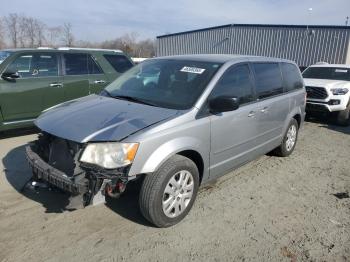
303;64;350;126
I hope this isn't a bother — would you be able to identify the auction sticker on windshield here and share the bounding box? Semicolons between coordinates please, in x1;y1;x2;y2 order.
180;66;206;74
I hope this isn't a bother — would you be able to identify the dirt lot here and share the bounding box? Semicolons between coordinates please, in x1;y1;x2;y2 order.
0;119;349;262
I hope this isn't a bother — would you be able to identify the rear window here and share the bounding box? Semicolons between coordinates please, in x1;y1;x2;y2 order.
64;53;89;75
64;53;103;75
103;54;133;73
252;63;283;99
281;63;303;92
302;67;350;81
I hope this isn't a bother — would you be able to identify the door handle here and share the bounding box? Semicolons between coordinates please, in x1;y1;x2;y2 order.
248;111;255;117
49;82;63;88
260;107;269;113
94;80;106;84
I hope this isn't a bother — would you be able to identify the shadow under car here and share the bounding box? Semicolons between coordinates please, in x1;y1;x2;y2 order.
2;143;152;226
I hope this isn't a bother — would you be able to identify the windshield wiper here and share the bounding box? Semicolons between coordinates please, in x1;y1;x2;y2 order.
112;95;158;107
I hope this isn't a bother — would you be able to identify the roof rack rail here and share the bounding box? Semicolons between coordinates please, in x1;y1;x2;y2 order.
37;47;54;49
315;61;329;65
57;47;123;52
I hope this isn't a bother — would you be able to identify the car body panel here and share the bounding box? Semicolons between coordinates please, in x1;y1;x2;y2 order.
0;48;133;132
35;94;179;143
304;77;350;112
31;55;305;186
303;64;350;113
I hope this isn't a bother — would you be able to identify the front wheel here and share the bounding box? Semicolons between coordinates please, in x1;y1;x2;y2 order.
273;118;299;157
139;155;199;227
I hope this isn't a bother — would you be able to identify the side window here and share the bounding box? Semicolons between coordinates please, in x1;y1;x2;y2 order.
7;54;34;78
103;54;133;73
281;63;303;92
252;63;283;99
7;53;58;78
64;53;88;75
32;53;58;77
211;64;254;105
87;55;103;74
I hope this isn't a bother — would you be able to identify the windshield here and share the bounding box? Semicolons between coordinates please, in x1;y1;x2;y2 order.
104;59;222;110
0;51;12;64
302;67;350;81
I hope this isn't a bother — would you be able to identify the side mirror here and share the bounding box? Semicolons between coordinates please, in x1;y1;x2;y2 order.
209;96;239;113
1;70;19;81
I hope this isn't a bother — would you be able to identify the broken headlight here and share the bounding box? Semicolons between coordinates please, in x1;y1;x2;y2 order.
80;143;139;169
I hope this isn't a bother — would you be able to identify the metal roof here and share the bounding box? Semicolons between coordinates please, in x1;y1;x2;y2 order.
1;47;123;53
309;64;350;68
157;23;350;39
152;54;294;64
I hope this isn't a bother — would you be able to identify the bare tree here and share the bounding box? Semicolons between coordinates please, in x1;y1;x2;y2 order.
35;20;46;47
18;16;27;47
0;17;5;49
46;26;63;47
134;39;155;57
62;22;74;46
1;13;156;56
5;13;20;48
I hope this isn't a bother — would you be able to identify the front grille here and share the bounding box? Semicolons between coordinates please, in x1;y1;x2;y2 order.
36;133;82;177
306;103;328;112
305;86;328;99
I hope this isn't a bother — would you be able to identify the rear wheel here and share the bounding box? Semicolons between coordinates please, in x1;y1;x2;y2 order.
139;155;199;227
273;118;299;157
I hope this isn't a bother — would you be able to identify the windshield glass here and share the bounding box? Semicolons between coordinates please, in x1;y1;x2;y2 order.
104;59;222;110
302;67;350;81
0;51;12;64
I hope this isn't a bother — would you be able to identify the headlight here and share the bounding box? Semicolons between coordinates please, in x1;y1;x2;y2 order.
80;142;139;169
331;88;348;95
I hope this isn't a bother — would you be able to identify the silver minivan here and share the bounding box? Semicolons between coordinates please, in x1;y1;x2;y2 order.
26;55;306;227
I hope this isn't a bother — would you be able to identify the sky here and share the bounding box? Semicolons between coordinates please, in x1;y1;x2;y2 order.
1;0;349;41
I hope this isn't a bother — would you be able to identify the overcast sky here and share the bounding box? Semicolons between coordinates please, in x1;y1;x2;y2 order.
2;0;349;41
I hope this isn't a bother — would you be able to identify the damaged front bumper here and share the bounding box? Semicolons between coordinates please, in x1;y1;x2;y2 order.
25;133;131;208
25;146;89;194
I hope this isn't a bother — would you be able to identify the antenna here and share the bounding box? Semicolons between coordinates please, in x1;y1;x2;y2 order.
346;16;349;26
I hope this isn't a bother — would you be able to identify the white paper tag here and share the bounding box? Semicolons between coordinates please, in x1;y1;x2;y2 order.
335;69;348;73
180;66;206;74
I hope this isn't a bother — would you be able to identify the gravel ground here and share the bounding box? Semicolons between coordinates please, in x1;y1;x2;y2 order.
0;120;349;262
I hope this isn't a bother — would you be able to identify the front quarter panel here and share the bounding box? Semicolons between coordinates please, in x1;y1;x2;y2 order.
125;110;211;181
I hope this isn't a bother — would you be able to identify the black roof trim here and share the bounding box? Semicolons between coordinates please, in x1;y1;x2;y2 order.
157;23;350;38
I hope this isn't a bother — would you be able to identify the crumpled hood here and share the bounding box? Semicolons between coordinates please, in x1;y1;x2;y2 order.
304;78;349;90
35;95;179;143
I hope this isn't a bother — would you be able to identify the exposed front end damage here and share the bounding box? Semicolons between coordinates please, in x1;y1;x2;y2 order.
25;132;129;209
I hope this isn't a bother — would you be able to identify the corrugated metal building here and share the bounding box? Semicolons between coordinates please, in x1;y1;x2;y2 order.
156;24;350;68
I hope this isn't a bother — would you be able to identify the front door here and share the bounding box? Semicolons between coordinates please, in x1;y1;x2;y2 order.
209;64;259;178
0;52;63;122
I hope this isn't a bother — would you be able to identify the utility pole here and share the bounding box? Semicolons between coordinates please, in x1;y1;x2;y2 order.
346;16;349;26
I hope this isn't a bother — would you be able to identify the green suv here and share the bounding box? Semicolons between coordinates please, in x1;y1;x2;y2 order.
0;47;133;132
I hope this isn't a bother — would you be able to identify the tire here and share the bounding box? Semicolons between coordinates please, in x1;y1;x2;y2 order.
273;118;299;157
335;102;350;126
139;155;199;227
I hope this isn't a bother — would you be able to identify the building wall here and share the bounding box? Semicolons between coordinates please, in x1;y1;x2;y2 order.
156;25;350;67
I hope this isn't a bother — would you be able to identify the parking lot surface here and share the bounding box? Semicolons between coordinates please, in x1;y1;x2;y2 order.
0;120;349;262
